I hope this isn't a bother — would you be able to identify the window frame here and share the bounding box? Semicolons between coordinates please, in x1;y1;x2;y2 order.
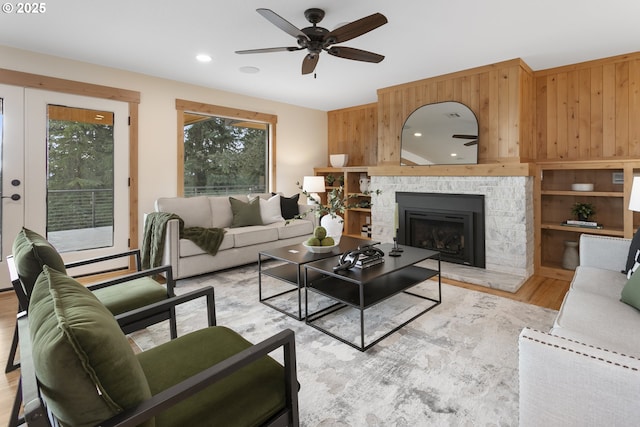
175;99;277;197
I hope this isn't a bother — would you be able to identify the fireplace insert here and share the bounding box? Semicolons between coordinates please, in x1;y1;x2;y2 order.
397;192;485;268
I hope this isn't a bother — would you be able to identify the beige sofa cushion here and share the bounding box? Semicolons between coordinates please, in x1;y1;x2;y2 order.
156;196;212;228
228;225;278;248
179;232;235;257
552;289;640;358
275;219;314;240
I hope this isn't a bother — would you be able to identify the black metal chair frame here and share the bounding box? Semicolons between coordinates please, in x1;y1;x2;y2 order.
6;249;179;373
14;308;299;427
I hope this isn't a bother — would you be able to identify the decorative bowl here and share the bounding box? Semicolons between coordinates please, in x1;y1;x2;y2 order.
302;241;338;253
571;183;594;192
329;154;348;168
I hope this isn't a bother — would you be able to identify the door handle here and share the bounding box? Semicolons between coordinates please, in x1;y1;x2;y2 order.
2;194;21;201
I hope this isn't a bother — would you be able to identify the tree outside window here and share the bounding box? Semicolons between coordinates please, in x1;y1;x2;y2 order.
183;114;268;196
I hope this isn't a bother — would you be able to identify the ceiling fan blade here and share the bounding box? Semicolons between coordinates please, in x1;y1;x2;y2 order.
326;13;388;44
236;46;302;54
463;140;478;146
257;8;310;42
452;134;478;139
327;46;384;63
302;54;319;75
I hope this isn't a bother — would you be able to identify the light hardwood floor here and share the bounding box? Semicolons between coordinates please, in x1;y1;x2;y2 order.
0;273;570;426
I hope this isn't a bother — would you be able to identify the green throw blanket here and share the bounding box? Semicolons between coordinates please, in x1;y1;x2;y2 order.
142;212;226;270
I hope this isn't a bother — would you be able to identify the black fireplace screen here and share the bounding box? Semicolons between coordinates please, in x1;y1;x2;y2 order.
397;192;485;268
408;211;473;265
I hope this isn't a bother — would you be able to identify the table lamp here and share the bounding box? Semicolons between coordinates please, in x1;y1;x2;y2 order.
629;176;640;212
302;176;326;205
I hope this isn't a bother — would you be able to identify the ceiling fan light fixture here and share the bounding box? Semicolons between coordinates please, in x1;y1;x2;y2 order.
196;54;212;63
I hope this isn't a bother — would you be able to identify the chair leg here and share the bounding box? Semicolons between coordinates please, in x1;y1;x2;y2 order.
8;377;24;427
169;307;177;339
5;320;20;373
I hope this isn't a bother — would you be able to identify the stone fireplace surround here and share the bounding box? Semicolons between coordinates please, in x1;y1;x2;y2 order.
370;175;534;292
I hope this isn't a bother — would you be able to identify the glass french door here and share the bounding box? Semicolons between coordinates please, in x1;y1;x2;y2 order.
0;88;131;281
0;84;25;289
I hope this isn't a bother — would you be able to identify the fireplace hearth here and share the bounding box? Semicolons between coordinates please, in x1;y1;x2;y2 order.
397;192;485;268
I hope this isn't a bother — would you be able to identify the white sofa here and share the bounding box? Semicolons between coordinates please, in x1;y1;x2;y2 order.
154;193;316;279
519;234;640;426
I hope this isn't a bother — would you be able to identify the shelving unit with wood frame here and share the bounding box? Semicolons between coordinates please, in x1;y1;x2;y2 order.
313;167;372;240
535;160;640;280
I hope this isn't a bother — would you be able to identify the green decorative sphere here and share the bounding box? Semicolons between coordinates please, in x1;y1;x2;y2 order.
314;226;327;240
321;237;335;246
306;237;321;246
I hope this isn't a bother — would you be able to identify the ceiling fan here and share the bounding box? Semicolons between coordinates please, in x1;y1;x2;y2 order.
452;134;478;146
235;8;388;75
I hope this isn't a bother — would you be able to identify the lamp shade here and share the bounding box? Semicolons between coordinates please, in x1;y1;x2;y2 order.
629;176;640;212
302;176;326;194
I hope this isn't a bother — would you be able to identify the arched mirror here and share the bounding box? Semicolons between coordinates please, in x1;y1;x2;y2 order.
401;101;478;165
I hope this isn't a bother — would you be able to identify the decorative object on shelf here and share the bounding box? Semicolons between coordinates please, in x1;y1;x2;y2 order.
571;202;595;221
562;240;579;270
329;154;349;167
302;176;326;205
290;180;381;243
571;183;594;192
359;173;370;193
325;174;336;186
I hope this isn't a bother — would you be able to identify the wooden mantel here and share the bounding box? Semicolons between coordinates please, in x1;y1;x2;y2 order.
367;162;535;177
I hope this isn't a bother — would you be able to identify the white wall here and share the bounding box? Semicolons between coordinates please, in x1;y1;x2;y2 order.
0;45;328;243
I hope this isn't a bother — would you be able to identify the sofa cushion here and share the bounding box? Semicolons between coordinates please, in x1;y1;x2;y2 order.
230;197;263;228
570;266;627;299
137;326;286;427
552;288;640;358
621;269;640;311
179;232;235;257
12;227;67;296
228;225;278;247
29;266;152;427
277;193;300;220
254;194;285;224
208;196;238;228
156;196;212;228
276;219;314;240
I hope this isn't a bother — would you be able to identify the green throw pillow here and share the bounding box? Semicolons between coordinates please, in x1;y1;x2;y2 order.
621;270;640;310
229;197;263;228
28;266;153;427
12;227;66;296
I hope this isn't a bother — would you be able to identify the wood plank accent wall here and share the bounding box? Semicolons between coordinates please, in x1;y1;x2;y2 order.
376;58;536;165
535;52;640;161
327;103;378;166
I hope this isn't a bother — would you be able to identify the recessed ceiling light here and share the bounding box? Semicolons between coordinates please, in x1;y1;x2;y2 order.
451;153;457;157
196;54;212;63
239;66;260;74
414;132;422;137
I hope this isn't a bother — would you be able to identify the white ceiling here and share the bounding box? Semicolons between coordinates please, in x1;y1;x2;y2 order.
1;0;639;111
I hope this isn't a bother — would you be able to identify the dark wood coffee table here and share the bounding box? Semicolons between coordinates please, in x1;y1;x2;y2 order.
303;243;441;351
258;236;374;320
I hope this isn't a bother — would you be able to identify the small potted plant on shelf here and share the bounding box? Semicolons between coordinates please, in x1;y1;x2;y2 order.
325;174;335;186
571;202;595;221
289;181;381;244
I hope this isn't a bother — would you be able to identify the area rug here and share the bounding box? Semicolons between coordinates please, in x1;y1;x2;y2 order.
130;263;557;426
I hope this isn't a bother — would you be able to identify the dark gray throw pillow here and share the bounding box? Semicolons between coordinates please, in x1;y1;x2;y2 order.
625;228;640;275
274;193;300;220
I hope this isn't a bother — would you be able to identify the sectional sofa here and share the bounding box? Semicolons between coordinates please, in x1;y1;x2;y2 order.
519;233;640;426
152;193;316;279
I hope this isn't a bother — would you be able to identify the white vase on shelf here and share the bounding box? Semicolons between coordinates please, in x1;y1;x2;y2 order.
359;177;370;193
320;214;343;244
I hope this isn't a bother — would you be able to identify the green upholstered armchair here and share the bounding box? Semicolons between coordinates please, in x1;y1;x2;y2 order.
16;267;299;427
6;227;208;373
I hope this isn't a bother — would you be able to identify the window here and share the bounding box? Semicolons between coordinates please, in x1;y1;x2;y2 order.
176;100;277;196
